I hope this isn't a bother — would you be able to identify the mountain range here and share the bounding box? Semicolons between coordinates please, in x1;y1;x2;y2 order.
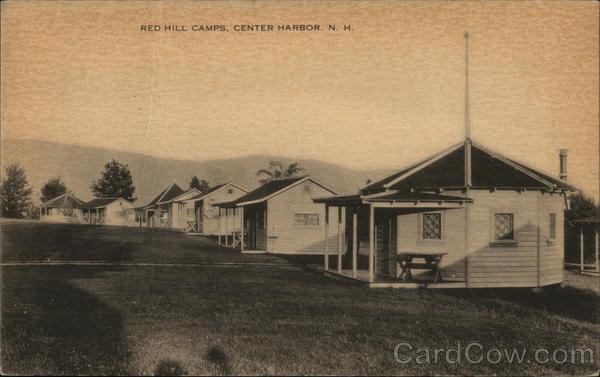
1;138;396;205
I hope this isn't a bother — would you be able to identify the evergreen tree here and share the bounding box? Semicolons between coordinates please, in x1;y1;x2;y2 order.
190;176;210;192
0;163;33;218
566;192;599;222
41;176;67;203
90;160;136;201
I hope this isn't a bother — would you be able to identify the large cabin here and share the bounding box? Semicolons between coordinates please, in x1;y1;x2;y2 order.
216;176;340;254
314;139;576;288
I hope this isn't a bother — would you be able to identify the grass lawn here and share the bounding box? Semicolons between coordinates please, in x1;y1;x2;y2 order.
1;221;599;375
0;220;283;265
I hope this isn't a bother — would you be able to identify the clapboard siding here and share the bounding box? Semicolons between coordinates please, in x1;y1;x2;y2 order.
470;280;538;287
204;185;247;235
538;194;566;286
396;205;467;280
267;180;339;254
469;265;538;272
465;190;566;288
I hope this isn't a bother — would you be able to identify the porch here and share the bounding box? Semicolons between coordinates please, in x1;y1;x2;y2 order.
216;204;265;252
315;191;473;288
325;269;467;288
181;199;205;234
82;208;105;225
145;205;171;228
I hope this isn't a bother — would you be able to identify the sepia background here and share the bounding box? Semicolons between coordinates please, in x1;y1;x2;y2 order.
1;0;598;203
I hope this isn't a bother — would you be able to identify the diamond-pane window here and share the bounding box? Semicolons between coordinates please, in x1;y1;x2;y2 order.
422;213;442;239
494;213;514;240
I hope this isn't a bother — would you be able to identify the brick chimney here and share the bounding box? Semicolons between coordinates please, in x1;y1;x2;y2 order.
559;149;568;181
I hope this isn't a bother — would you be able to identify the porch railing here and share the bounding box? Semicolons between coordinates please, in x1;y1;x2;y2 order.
82;215;105;225
186;220;201;233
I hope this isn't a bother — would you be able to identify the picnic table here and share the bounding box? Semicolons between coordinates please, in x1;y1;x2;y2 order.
393;252;448;283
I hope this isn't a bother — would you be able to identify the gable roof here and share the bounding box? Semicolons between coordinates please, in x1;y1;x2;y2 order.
170;188;202;203
179;182;249;203
216;176;336;207
144;183;185;207
83;197;131;208
361;142;464;194
184;183;226;201
39;193;86;209
361;139;576;194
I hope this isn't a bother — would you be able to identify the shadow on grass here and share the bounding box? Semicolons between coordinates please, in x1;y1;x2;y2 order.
205;346;231;375
154;359;187;376
0;222;138;263
1;265;133;375
440;285;600;325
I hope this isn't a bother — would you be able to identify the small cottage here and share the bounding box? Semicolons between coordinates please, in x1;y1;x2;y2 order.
314;139;576;288
81;198;136;226
39;193;85;223
137;183;185;228
216;176;340;254
173;183;248;234
168;188;204;230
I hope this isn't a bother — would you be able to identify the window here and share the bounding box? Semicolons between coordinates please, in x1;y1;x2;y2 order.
494;213;514;241
295;213;319;226
186;208;194;216
228;188;234;194
422;213;442;239
303;184;311;193
549;213;556;239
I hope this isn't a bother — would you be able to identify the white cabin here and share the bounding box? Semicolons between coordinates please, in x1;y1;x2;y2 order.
217;176;340;254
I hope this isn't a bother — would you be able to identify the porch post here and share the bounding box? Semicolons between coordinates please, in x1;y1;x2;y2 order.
464;201;471;287
225;208;229;247
595;225;599;272
337;206;342;274
369;204;375;283
352;210;358;279
324;205;329;271
218;207;222;245
240;206;244;252
580;225;584;272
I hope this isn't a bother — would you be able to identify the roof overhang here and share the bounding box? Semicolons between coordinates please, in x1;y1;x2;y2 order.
168;188;202;203
572;216;600;224
216;176;337;208
176;183;249;203
314;191;473;208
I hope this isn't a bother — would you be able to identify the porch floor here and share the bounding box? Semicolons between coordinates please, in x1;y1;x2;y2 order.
325;269;467;289
241;249;267;254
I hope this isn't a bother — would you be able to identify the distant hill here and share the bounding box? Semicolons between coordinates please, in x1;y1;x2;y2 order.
1;138;396;205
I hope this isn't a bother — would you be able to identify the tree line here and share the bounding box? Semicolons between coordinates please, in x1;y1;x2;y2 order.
0;159;307;219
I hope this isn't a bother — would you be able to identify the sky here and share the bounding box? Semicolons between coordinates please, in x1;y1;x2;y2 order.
1;1;598;199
